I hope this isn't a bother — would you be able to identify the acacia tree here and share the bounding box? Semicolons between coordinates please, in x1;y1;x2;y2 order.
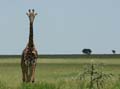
112;50;116;54
82;48;92;55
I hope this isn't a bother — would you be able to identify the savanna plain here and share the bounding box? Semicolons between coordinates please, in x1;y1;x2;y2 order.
0;57;120;89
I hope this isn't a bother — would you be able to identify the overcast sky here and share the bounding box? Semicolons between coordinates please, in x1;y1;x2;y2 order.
0;0;120;54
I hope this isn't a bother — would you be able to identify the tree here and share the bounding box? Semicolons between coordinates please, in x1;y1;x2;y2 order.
112;50;116;54
82;48;92;55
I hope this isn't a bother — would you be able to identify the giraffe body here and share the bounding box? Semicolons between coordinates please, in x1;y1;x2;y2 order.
21;9;38;83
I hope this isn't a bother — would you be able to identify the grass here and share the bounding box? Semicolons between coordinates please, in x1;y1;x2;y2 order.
0;58;120;89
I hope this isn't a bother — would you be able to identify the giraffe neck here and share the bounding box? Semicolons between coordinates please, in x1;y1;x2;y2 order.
28;22;34;48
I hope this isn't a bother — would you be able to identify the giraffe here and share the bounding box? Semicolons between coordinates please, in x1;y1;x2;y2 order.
21;9;38;83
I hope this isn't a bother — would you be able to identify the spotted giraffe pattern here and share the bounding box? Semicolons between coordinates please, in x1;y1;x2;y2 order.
21;46;38;83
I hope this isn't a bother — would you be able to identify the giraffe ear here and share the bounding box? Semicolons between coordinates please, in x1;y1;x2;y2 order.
26;13;29;16
35;13;37;16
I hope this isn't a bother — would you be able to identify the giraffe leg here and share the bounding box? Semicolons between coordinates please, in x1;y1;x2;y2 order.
29;65;33;83
32;66;36;83
29;65;36;83
21;63;27;82
32;60;37;83
25;66;30;83
22;68;26;82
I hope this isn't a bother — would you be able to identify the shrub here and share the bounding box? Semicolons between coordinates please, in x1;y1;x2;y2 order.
76;60;113;89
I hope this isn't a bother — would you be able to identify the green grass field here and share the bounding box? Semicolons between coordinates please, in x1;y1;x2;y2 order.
0;57;120;89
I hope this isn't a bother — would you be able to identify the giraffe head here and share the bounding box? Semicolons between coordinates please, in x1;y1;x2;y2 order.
26;9;37;23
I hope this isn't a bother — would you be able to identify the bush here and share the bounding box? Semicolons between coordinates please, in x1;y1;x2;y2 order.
76;60;114;89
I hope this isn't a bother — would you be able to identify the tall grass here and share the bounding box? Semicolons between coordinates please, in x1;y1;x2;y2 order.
0;81;11;89
18;82;56;89
0;58;120;89
0;78;120;89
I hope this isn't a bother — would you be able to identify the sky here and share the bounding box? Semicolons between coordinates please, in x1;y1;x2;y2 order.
0;0;120;54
